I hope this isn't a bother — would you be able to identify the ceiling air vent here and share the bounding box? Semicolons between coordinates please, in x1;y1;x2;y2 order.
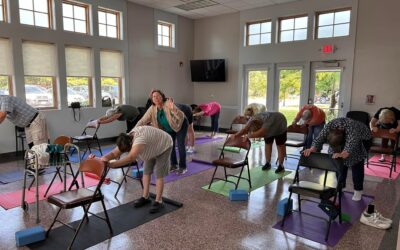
175;0;219;11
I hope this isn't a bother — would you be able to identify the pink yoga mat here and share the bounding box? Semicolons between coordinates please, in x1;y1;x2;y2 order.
0;176;99;210
364;154;400;179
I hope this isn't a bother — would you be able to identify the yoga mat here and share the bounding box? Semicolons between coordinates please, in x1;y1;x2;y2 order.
202;166;291;196
0;167;58;185
150;161;213;185
195;136;223;145
273;192;374;247
217;140;264;153
28;196;182;250
364;154;400;179
0;176;98;210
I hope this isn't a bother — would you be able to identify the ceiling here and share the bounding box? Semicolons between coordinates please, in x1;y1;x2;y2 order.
127;0;301;19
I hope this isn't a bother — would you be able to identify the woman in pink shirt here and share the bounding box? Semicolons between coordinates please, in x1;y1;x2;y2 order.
193;101;221;137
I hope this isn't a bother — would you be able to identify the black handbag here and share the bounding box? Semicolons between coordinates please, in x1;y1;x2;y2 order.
102;96;112;107
70;102;81;122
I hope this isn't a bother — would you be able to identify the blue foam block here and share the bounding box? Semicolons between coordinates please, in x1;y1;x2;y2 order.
15;226;46;247
131;168;143;178
229;189;249;201
277;198;293;216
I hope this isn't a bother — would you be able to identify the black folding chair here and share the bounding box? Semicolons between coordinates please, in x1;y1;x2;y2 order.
109;161;144;197
281;152;344;241
72;120;103;159
46;158;113;249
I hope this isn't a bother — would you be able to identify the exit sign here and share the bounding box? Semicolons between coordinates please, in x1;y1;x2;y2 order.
322;44;335;54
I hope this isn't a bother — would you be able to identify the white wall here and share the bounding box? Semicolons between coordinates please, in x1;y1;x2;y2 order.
193;13;240;128
127;3;194;107
0;0;129;154
351;0;400;114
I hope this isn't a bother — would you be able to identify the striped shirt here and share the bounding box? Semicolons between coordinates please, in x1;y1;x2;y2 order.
0;95;38;127
199;101;221;116
131;126;172;161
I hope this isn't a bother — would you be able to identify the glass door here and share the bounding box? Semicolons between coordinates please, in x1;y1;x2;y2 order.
245;69;268;107
278;68;302;123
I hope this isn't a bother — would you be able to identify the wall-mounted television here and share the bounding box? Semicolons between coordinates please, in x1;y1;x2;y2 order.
190;59;226;82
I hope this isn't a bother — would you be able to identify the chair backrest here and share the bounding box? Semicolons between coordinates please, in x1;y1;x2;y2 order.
287;124;308;135
82;120;100;136
64;143;80;163
223;135;251;151
298;152;343;173
346;111;370;126
229;116;249;132
54;135;71;145
372;129;399;145
79;158;107;180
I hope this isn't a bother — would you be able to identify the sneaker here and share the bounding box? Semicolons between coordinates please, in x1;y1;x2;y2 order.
170;165;178;172
378;156;385;162
177;168;188;175
360;212;391;229
187;147;195;154
275;165;285;173
262;162;271;171
352;190;363;201
133;197;151;208
149;201;164;214
375;210;393;224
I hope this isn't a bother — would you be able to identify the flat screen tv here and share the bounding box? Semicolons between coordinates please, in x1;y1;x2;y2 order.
190;59;226;82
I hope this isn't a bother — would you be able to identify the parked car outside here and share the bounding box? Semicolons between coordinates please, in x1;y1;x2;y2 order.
67;87;86;105
25;85;52;107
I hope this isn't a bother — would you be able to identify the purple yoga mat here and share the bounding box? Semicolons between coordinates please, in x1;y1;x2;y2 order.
195;136;223;145
273;192;374;247
150;161;213;185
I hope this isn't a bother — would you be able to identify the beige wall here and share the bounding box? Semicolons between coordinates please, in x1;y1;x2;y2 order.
193;13;240;128
352;0;400;114
127;3;194;106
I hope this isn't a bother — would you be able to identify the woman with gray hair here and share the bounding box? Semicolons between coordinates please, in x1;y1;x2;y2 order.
97;105;140;133
370;107;400;162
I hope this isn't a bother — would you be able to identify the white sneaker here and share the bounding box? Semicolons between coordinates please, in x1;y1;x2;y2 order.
375;210;393;224
352;190;363;201
379;155;385;162
360;212;391;229
187;146;195;153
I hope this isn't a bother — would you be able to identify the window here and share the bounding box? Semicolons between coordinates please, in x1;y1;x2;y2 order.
317;9;351;39
62;1;89;34
98;8;120;39
157;21;174;47
19;0;52;28
279;15;308;42
0;38;13;95
100;50;123;106
0;0;7;22
246;20;271;46
65;46;93;107
22;41;57;109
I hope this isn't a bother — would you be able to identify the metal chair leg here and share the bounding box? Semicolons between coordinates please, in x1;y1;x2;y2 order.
281;192;293;227
46;207;62;237
298;194;301;212
208;166;219;189
101;198;113;234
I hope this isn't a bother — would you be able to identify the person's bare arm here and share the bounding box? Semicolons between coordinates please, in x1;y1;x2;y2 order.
370;117;378;132
193;111;205;117
0;111;6;124
89;147;122;162
234;122;252;137
98;113;122;124
108;144;144;168
390;120;400;133
248;127;266;139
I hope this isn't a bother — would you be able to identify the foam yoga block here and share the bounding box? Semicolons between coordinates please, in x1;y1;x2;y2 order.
132;169;143;178
229;189;249;201
15;226;46;247
277;198;293;216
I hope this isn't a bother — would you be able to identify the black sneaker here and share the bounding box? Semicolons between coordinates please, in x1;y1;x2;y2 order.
275;165;285;173
133;197;151;208
262;162;271;171
149;201;164;214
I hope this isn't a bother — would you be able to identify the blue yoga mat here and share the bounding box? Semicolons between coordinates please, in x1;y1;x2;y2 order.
0;167;58;184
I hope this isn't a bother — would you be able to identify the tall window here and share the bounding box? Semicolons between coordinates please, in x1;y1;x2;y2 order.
19;0;52;28
0;38;13;95
62;1;89;34
100;50;123;106
65;46;93;107
317;9;351;39
157;21;174;48
22;41;57;109
279;15;308;42
246;20;271;46
98;8;120;39
0;0;6;22
278;69;302;122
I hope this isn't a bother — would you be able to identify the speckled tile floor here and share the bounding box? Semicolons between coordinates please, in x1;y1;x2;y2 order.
0;133;398;250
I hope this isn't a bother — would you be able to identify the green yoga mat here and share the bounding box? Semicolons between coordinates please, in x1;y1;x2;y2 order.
202;166;291;197
218;141;264;153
